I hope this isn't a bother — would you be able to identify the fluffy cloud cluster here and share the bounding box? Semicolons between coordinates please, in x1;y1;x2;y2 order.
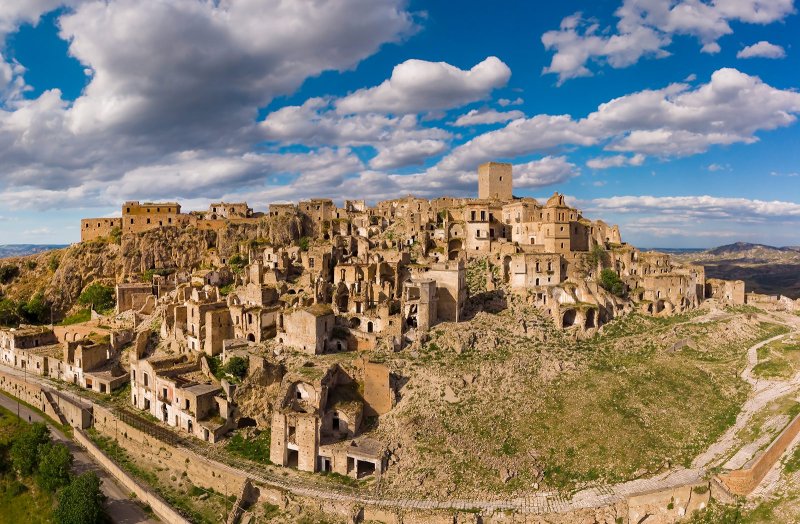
452;108;524;127
0;0;415;202
543;0;796;83
0;1;78;37
442;68;800;170
336;56;510;114
589;195;800;220
737;40;787;59
513;156;580;187
261;97;451;170
587;153;645;169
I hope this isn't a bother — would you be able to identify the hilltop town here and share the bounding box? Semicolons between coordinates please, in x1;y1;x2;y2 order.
1;161;800;523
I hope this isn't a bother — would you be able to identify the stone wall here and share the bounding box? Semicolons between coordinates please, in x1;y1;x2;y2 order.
92;404;248;495
362;360;392;416
719;412;800;495
73;429;190;524
0;369;91;428
81;218;122;242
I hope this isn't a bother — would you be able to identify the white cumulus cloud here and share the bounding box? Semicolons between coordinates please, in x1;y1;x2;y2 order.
452;108;524;127
737;41;787;59
513;156;580;188
335;56;511;114
542;0;796;83
586;153;645;169
441;68;800;170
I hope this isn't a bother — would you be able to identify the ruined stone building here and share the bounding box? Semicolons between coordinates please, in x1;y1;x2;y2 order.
269;364;385;478
77;159;750;480
0;323;129;394
129;352;235;442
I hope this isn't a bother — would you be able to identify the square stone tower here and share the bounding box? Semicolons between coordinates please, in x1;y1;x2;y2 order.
478;161;513;200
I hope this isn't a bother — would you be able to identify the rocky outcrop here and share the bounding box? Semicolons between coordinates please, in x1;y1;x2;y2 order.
5;215;307;319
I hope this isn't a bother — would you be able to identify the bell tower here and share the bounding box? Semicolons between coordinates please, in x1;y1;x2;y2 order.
477;161;512;201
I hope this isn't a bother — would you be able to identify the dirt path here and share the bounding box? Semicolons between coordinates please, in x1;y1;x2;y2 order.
693;329;799;469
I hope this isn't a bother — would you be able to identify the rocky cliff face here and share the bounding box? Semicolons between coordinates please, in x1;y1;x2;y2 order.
119;215;305;277
5;215;307;318
46;241;121;313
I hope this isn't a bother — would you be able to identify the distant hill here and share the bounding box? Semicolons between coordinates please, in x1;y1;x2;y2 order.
706;242;799;256
0;245;68;259
672;242;800;299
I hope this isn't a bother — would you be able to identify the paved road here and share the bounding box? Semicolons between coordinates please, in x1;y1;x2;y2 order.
0;393;157;524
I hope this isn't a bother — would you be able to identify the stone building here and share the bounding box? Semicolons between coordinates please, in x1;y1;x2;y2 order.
130;353;235;442
80;217;122;242
280;305;335;354
270;365;384;478
122;201;184;234
706;278;746;305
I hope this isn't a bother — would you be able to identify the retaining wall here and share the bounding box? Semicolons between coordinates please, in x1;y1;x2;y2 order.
0;369;91;428
74;428;189;524
719;412;800;495
92;404;248;495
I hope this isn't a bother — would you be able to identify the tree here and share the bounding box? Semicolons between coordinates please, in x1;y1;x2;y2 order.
54;472;107;524
599;268;626;297
10;422;51;475
37;442;73;492
0;298;20;326
20;292;50;324
225;356;249;380
78;283;115;313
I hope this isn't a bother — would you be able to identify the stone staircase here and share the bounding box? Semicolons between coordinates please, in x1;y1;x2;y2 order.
43;389;69;426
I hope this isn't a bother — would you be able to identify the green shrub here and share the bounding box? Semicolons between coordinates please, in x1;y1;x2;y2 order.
109;226;122;245
228;254;246;271
599;268;626;297
224;356;249;380
298;237;310;251
587;245;608;270
48;255;60;272
20;292;50;324
0;265;20;284
77;283;115;312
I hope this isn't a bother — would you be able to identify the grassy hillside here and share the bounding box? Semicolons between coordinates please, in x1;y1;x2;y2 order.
366;304;788;498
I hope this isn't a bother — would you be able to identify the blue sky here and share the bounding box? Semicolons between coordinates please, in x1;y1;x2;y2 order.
0;0;799;247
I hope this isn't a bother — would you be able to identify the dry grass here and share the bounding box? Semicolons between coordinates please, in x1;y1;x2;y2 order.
371;307;788;498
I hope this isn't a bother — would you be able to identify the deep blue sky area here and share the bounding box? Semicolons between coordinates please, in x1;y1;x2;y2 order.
0;0;799;247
